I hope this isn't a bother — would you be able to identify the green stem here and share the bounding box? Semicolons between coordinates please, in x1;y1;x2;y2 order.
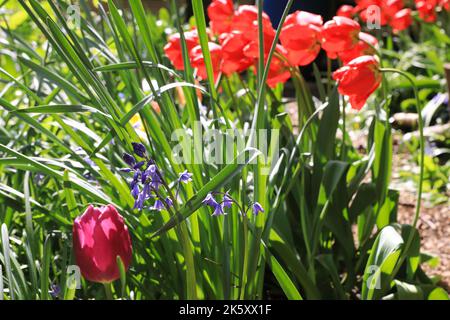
341;95;347;160
326;57;332;95
239;215;249;300
103;282;113;300
380;68;425;272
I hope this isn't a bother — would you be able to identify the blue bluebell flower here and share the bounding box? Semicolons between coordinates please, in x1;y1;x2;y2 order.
130;171;141;189
178;170;193;184
131;184;140;199
134;190;146;211
252;202;264;215
132;142;147;158
123;153;136;167
165;197;173;208
34;172;45;185
133;161;145;170
212;203;225;216
202;193;218;207
50;284;61;299
83;156;96;167
222;193;233;208
152;199;165;211
145;164;162;189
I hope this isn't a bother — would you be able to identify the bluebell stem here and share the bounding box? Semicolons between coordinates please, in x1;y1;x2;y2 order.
252;202;264;215
132;142;147;158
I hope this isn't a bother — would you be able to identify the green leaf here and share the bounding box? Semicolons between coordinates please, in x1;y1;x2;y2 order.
394;280;424;300
1;224;14;300
14;105;111;118
362;226;404;300
428;287;450;300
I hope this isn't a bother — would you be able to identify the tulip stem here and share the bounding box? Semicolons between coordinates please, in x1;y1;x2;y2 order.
103;282;114;300
341;95;347;160
326;57;332;95
380;67;425;277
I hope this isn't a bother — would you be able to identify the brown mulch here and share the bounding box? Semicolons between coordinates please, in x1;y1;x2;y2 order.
397;192;450;291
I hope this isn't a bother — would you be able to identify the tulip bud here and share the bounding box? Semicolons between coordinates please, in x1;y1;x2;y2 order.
73;205;132;283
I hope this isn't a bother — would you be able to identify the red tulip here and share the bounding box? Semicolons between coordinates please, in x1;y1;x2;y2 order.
73;205;132;283
265;45;292;88
415;1;437;22
164;30;199;70
280;11;323;66
441;0;450;11
242;28;276;59
333;55;382;110
232;5;274;42
321;16;361;59
208;0;235;35
190;42;223;81
390;8;412;32
219;31;253;75
384;0;404;18
357;0;390;27
336;5;355;18
338;32;378;64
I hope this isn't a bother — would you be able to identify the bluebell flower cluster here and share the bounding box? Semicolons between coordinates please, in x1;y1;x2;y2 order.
201;192;264;217
121;142;186;212
121;143;264;218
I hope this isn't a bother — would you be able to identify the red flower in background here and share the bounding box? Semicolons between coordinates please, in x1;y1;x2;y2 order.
357;0;389;26
384;0;405;18
415;0;438;22
338;32;378;64
441;0;450;11
219;31;253;75
190;42;223;81
208;0;235;34
356;0;410;30
232;5;274;42
321;16;361;59
333;55;382;110
280;11;323;66
164;30;199;70
265;45;292;88
227;5;276;61
390;8;412;32
73;205;132;283
336;5;356;18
